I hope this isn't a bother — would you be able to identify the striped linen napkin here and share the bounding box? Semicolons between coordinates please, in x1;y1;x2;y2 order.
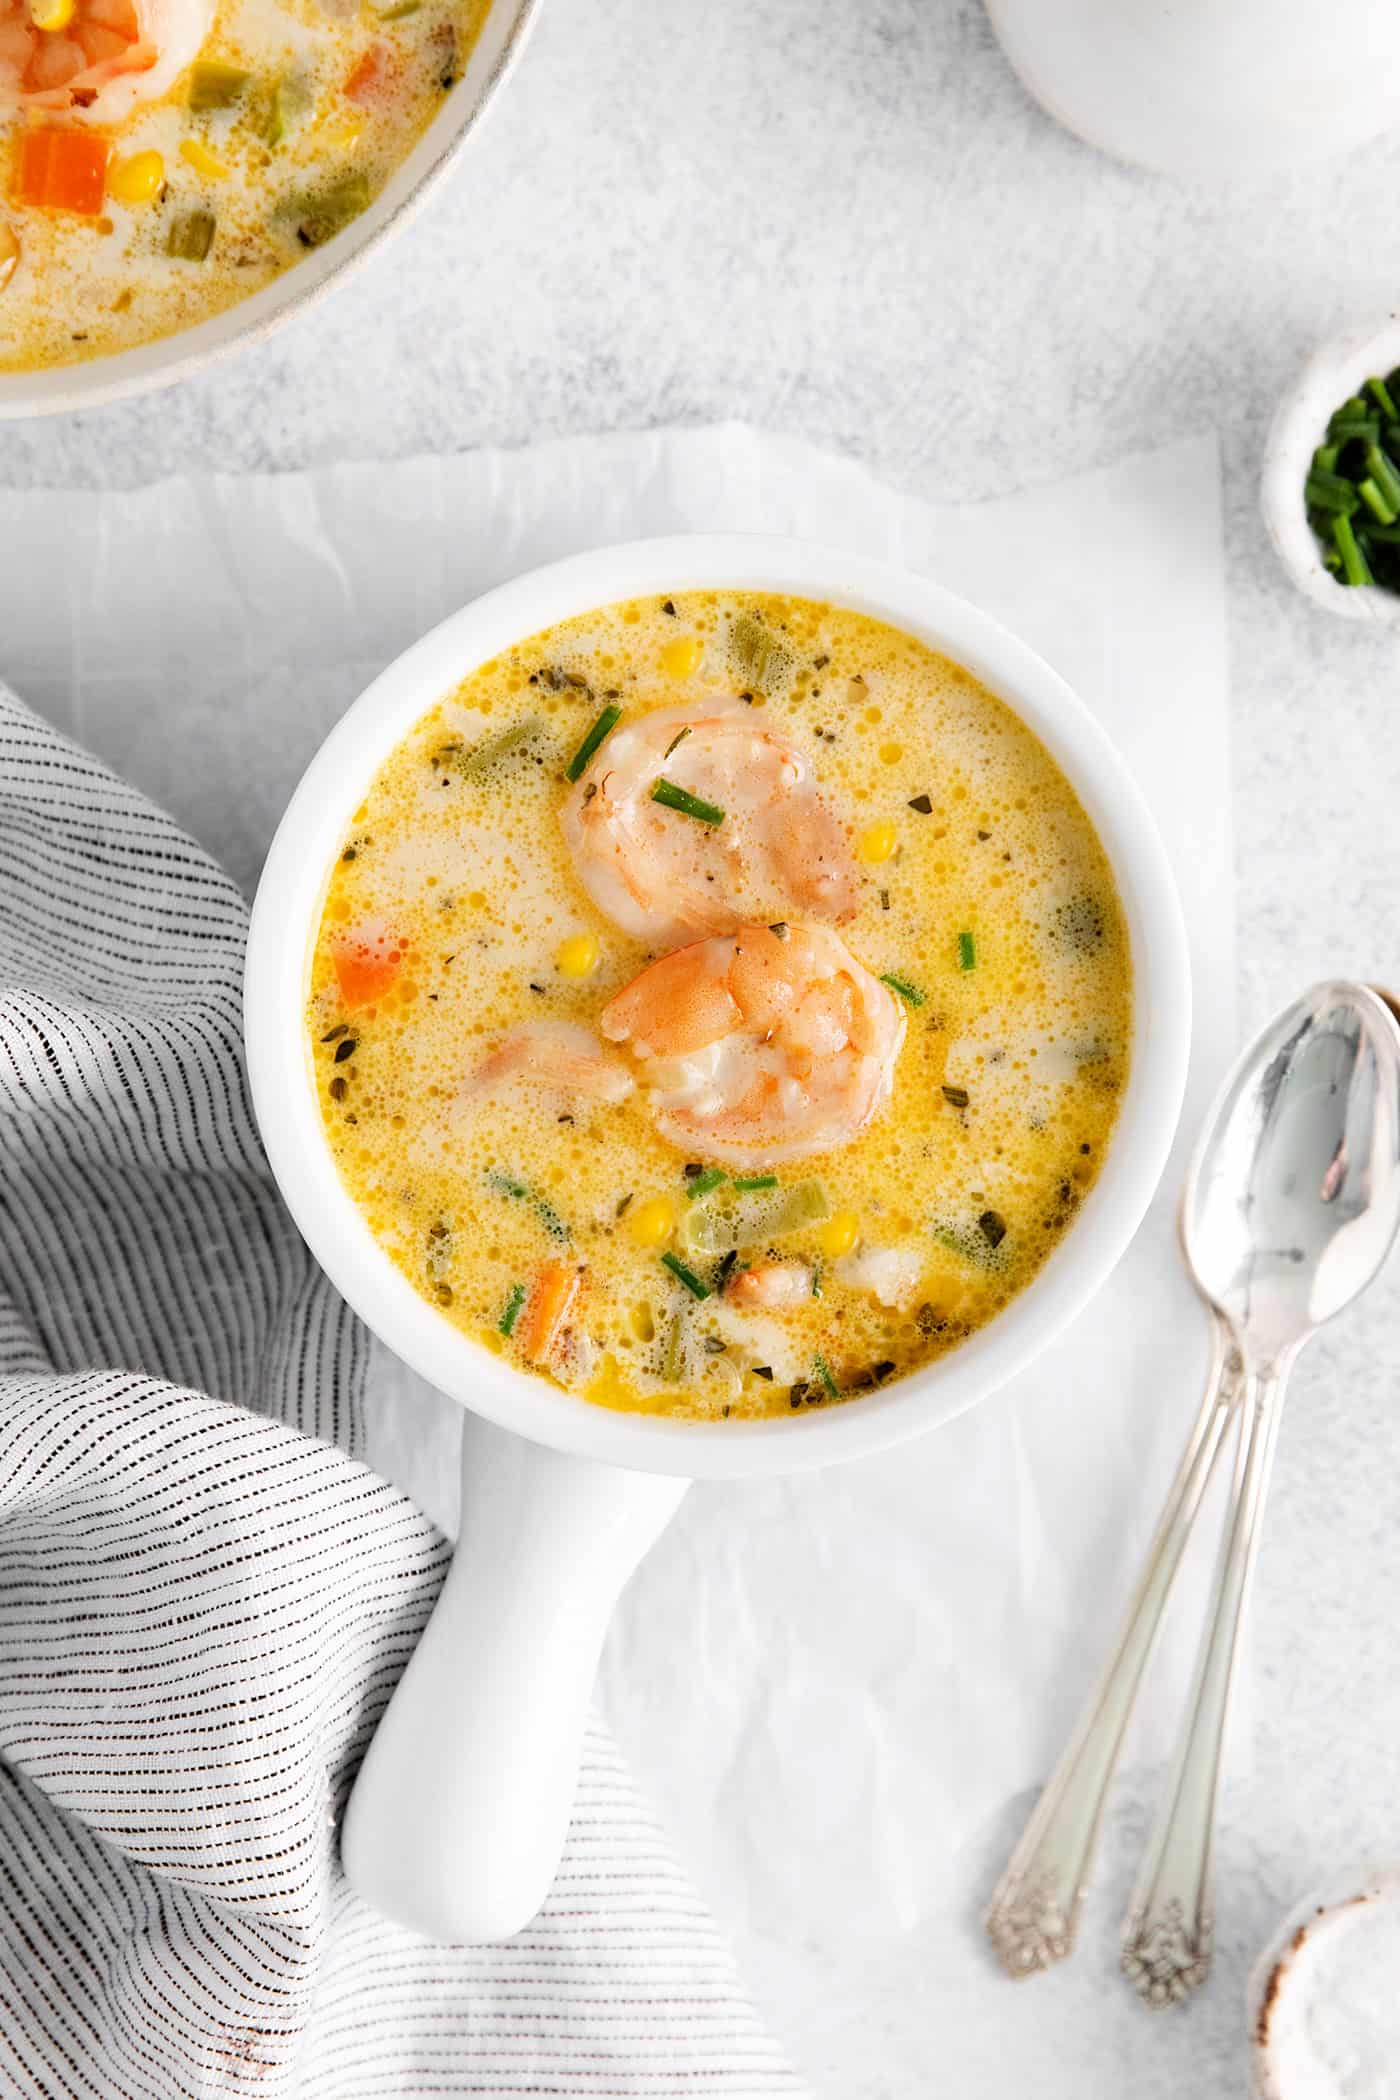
0;686;804;2100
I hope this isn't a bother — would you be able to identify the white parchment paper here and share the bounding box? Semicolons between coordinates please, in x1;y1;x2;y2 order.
1;424;1234;2094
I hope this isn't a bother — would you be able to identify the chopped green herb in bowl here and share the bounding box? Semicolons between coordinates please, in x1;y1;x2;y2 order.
1263;319;1400;624
1302;376;1400;591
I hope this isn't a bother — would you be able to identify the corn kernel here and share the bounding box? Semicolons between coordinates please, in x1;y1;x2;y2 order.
660;634;704;681
628;1196;676;1249
0;223;19;293
857;820;897;864
322;115;365;150
28;0;75;31
555;932;599;979
107;150;165;206
817;1211;860;1259
179;138;229;180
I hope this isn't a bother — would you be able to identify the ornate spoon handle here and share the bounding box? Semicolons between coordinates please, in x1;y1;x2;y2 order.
1120;1352;1290;2008
986;1309;1245;1978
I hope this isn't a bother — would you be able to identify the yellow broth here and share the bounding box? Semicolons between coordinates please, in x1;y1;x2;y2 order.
0;0;489;371
307;590;1134;1421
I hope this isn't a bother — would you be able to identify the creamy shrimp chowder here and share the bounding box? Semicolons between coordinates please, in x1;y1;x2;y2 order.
307;590;1134;1421
0;0;488;369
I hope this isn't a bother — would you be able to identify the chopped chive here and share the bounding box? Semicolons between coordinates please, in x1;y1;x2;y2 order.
941;1083;969;1108
1304;469;1359;515
1333;512;1374;587
487;1170;528;1200
811;1265;822;1298
1362;521;1400;544
880;972;926;1007
566;703;622;782
1329;402;1380;443
661;1250;711;1299
1368;375;1398;420
663;726;691;759
813;1354;840;1399
1313;443;1341;474
498;1283;526;1336
651;778;725;825
686;1166;726;1200
1359;477;1398;525
732;1173;778;1191
957;931;977;971
1367;443;1400;512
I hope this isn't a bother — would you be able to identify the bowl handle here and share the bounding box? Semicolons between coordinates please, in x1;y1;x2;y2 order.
341;1410;687;1942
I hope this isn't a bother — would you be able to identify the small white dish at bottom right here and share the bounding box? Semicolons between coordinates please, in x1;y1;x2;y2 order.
1262;314;1400;631
1249;1864;1400;2099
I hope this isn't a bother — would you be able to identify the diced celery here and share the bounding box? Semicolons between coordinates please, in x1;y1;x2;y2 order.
166;210;216;260
251;72;311;148
679;1177;831;1257
188;60;250;110
290;170;372;249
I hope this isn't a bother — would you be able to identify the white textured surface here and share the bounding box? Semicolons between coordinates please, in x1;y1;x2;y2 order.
5;1;1400;2095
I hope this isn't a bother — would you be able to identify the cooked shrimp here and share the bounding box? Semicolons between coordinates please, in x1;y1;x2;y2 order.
0;0;210;121
561;696;859;948
599;923;904;1168
465;1021;633;1109
726;1262;813;1310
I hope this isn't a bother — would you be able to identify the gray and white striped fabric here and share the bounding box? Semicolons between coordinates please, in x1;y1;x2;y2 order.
0;687;803;2100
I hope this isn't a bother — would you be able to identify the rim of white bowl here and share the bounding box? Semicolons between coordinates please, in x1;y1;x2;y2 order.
0;0;538;421
1262;311;1400;629
1247;1864;1400;2100
244;533;1192;1481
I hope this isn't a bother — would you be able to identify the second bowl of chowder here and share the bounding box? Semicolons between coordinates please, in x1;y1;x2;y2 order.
245;535;1190;1942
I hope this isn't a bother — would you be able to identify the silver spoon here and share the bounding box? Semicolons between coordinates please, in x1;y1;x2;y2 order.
986;982;1400;1987
1121;980;1400;2006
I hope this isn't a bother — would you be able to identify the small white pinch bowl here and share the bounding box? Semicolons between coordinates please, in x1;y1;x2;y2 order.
1248;1865;1400;2099
245;534;1191;1945
1262;314;1400;630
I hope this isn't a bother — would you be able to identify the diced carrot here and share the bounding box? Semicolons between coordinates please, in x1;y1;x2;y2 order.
332;921;404;1009
14;128;112;215
517;1261;581;1366
344;42;394;103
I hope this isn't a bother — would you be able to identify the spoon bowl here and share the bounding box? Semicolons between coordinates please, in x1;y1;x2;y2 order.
1181;981;1400;1364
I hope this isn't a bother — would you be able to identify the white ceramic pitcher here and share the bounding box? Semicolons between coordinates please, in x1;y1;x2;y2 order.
985;0;1400;180
243;534;1190;1944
